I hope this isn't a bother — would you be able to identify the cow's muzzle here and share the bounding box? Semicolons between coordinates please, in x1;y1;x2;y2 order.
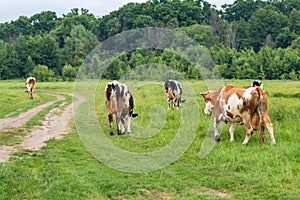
204;110;212;116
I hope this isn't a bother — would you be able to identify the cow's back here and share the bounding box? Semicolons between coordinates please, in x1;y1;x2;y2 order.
216;85;260;123
164;79;182;99
105;81;132;114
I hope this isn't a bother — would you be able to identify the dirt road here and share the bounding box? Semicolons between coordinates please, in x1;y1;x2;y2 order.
0;93;84;163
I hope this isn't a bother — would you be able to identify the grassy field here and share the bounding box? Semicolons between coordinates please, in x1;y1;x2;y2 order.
0;79;299;199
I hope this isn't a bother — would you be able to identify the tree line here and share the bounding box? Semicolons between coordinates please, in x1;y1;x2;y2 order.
0;0;299;80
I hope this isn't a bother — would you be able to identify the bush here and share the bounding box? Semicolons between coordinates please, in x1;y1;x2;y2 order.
62;64;77;81
32;65;55;82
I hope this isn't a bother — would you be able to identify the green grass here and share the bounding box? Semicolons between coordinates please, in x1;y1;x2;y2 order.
0;80;74;118
0;81;74;146
0;80;299;199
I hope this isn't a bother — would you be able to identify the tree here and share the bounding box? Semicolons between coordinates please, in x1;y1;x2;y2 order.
275;27;297;48
222;0;267;22
29;34;61;74
0;40;21;79
51;8;97;47
133;15;155;28
30;11;57;34
289;8;300;35
62;25;99;67
180;24;219;47
32;64;55;81
246;5;288;51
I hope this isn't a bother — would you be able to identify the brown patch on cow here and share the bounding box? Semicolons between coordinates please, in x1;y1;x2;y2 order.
200;92;211;103
226;110;234;118
224;86;243;104
224;85;235;92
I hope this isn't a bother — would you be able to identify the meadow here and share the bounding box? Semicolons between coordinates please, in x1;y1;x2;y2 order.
0;79;299;199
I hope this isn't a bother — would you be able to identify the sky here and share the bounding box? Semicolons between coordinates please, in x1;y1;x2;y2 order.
0;0;235;23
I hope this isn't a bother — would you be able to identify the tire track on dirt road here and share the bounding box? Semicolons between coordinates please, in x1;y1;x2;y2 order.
0;93;65;131
0;94;85;163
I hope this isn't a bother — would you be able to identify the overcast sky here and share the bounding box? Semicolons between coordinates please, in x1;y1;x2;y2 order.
0;0;234;23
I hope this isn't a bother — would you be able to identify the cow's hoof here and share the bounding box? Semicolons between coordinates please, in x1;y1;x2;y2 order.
118;131;125;135
110;132;114;136
214;135;220;142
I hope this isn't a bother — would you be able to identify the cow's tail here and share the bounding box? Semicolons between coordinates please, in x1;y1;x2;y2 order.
129;93;138;118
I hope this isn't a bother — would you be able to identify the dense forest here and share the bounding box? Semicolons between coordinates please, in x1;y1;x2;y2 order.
0;0;300;80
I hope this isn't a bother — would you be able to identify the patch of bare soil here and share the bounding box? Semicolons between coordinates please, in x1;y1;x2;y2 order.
0;94;84;163
191;188;231;198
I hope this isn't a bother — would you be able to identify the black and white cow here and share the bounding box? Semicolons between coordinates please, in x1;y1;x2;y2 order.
252;80;264;90
105;81;138;135
164;79;182;110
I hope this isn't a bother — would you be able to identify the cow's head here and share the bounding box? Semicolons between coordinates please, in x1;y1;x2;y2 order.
200;91;214;116
252;80;264;90
165;88;175;100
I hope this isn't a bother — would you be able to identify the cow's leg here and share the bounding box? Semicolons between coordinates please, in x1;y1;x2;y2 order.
29;88;33;99
172;99;175;110
263;114;276;145
124;115;132;133
176;98;180;109
214;118;221;142
116;113;125;135
31;88;34;99
108;114;114;135
229;124;236;142
242;111;253;145
167;99;171;110
260;122;265;143
174;99;178;110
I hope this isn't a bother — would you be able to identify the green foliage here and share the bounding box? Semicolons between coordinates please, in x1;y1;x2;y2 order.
32;65;55;82
62;64;77;81
1;0;300;80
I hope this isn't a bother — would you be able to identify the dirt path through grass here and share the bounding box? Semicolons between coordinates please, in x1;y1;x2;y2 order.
0;93;84;162
0;93;65;131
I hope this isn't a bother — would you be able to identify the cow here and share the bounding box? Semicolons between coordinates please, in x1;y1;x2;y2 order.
164;79;182;110
25;77;36;99
105;81;138;136
200;85;276;145
252;80;264;90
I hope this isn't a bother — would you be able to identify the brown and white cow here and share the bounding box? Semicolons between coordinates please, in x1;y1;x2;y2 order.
105;81;138;135
200;85;276;145
164;79;182;110
25;77;36;99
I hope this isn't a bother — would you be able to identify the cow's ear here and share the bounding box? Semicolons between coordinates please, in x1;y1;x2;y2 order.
200;92;208;97
132;113;138;118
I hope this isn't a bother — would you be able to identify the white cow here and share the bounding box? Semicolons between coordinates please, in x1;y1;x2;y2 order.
25;77;36;99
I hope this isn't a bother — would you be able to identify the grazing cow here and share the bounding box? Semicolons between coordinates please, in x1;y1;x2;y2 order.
105;81;138;135
200;85;276;145
164;79;182;110
252;80;264;90
25;77;36;99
